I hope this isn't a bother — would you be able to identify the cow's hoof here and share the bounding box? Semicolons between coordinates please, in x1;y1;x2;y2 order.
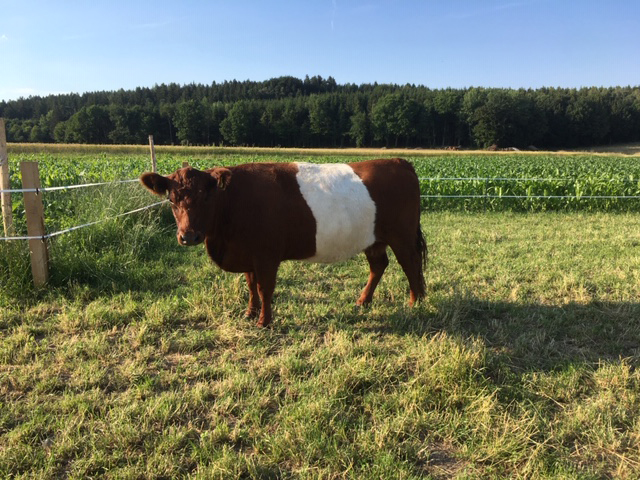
356;298;372;307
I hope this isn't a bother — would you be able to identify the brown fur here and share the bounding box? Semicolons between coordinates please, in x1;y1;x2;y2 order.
140;158;427;327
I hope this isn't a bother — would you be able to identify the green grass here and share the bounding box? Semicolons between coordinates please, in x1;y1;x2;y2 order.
2;209;640;478
1;149;640;478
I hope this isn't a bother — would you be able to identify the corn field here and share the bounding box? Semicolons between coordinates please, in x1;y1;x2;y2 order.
414;153;640;211
4;152;640;237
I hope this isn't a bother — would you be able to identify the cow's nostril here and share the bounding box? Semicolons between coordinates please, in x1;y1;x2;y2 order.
178;231;202;246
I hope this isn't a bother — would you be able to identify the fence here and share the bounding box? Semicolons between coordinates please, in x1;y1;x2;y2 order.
418;176;640;198
0;130;168;286
2;121;640;286
417;175;640;212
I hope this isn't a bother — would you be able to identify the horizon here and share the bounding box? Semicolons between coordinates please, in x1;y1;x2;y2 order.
3;75;640;104
2;0;640;102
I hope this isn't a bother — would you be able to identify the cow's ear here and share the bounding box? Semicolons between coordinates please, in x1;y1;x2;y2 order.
140;172;171;196
211;168;232;190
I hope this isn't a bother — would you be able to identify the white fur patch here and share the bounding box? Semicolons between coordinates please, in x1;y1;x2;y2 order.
295;162;376;263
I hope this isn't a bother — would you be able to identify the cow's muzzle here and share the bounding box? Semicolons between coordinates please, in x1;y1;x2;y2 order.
178;231;203;246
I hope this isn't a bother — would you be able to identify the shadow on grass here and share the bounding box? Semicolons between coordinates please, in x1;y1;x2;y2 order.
351;293;640;372
250;269;640;373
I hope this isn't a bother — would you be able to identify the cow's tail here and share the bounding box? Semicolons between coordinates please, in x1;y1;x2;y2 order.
416;225;428;298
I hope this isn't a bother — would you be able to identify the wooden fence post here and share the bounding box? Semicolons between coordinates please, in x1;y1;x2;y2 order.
21;161;49;287
149;135;157;173
0;118;14;236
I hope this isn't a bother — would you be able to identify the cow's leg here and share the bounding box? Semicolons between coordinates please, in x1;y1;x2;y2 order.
389;239;426;307
254;260;279;327
245;272;261;318
357;243;389;306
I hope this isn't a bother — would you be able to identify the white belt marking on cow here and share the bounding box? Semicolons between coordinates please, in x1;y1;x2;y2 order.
295;162;376;263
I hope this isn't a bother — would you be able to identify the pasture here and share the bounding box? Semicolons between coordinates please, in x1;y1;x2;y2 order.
1;149;640;478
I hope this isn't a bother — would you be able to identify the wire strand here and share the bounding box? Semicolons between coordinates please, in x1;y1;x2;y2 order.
0;200;167;242
418;177;639;182
421;194;640;199
0;178;139;194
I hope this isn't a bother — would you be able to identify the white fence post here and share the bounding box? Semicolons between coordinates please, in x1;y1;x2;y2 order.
149;135;157;173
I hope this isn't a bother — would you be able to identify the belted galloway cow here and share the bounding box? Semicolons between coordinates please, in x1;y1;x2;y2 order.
140;158;427;327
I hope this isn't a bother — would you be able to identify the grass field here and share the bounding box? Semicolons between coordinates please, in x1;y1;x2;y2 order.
1;149;640;478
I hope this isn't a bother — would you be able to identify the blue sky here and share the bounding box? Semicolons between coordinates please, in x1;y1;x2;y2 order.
1;0;639;101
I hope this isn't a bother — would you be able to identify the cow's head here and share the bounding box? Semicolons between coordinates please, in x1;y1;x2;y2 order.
140;167;231;246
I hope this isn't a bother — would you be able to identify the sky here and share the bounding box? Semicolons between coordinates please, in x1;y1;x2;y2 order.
1;0;639;102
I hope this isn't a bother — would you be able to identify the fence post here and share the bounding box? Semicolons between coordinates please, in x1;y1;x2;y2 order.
182;161;189;168
0;118;14;236
149;135;157;173
21;161;49;287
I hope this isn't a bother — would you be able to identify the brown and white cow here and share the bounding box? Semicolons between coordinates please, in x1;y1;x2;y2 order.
140;158;427;327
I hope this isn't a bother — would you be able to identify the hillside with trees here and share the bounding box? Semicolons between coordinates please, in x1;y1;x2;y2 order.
1;75;639;149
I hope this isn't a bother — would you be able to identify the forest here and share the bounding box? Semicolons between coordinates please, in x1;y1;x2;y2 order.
1;75;639;149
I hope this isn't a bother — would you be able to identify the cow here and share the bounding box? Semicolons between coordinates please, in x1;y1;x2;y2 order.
140;158;427;327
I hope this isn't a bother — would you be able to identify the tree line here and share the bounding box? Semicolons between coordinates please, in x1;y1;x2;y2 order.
1;75;639;149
